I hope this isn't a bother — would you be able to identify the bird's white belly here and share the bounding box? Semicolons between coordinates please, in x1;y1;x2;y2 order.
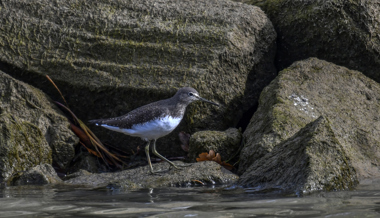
101;115;182;141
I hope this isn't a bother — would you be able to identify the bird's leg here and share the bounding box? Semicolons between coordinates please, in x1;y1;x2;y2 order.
144;140;154;174
151;139;180;170
145;140;170;174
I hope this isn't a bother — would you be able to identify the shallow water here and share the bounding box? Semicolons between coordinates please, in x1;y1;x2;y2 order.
1;182;380;217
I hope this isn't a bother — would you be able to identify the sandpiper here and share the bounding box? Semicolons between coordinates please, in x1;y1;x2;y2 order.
89;87;219;173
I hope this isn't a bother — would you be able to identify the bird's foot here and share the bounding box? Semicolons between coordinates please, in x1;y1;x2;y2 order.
148;168;170;175
168;162;192;171
148;162;192;174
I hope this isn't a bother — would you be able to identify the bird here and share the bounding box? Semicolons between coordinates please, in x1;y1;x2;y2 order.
89;87;219;173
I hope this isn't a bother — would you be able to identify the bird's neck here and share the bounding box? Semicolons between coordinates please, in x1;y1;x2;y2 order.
172;101;188;118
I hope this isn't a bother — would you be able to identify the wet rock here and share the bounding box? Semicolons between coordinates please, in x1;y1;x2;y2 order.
243;0;380;82
240;58;380;182
65;161;238;190
0;71;78;182
188;128;242;162
8;164;62;186
239;117;358;194
0;0;276;158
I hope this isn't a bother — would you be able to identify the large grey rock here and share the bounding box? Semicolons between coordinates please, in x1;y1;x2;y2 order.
0;0;276;157
188;128;241;162
239;116;358;194
0;71;78;182
65;161;238;189
243;0;380;82
8;164;62;186
240;58;380;182
0;113;51;182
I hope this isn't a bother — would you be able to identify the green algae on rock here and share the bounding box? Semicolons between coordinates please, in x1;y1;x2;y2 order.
0;0;276;158
243;0;380;83
239;116;358;194
0;71;78;182
240;58;380;184
0;114;51;182
188;128;242;162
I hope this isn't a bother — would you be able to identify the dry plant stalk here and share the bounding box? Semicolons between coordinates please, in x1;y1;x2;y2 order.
46;75;126;168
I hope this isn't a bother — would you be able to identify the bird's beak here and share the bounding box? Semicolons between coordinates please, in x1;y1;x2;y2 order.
197;96;219;106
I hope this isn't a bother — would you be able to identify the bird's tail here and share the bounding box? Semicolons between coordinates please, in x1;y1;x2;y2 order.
88;119;103;126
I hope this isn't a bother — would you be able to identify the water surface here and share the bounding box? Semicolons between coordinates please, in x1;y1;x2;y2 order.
1;182;380;217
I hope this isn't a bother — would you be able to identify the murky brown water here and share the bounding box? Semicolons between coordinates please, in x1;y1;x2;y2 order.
1;182;380;217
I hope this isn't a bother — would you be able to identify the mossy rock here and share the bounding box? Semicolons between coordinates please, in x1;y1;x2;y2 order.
242;0;380;82
0;71;78;177
239;116;358;194
188;128;242;162
240;58;380;183
0;0;276;157
0;114;51;182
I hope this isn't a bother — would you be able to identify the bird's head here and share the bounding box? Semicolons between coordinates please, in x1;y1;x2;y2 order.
176;87;219;106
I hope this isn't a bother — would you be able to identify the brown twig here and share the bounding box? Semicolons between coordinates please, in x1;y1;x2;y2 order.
46;75;127;169
45;75;69;108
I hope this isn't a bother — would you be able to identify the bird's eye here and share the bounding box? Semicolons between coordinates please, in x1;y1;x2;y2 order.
188;92;194;96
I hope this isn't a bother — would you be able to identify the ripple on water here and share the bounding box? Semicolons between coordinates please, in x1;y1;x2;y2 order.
0;185;380;217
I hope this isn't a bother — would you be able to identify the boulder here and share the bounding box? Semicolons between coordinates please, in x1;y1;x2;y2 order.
65;161;238;190
8;164;62;186
243;0;380;82
0;71;78;182
0;113;51;182
238;116;358;194
0;0;277;157
188;128;241;162
240;58;380;182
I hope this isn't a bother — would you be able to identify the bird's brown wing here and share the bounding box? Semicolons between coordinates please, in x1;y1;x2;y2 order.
89;99;174;129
